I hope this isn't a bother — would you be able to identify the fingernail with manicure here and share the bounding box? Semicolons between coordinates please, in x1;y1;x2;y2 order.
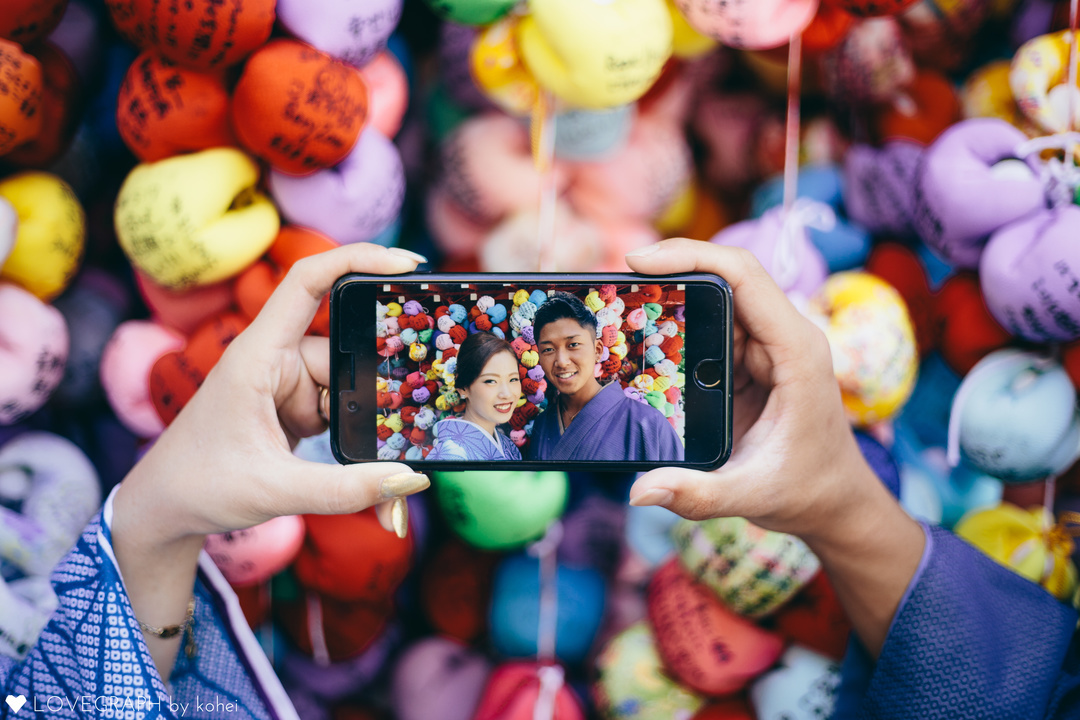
391;497;409;539
387;247;429;264
629;488;674;507
380;472;430;499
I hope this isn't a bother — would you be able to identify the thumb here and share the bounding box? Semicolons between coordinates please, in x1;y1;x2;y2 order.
274;458;430;516
629;466;754;522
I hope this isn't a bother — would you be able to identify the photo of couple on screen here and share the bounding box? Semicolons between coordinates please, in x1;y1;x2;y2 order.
375;283;686;463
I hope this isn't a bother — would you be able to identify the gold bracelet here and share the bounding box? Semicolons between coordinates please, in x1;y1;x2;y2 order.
137;597;197;659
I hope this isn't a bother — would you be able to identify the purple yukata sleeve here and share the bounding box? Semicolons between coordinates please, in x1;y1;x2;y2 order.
834;523;1080;719
528;383;684;462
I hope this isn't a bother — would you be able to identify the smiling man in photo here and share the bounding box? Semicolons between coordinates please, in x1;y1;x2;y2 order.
528;292;684;462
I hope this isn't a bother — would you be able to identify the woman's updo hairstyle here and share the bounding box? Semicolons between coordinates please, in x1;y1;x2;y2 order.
455;331;516;389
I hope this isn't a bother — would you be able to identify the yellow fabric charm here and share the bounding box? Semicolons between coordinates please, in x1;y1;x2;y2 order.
1010;31;1080;134
517;0;673;109
667;0;717;59
115;148;279;290
471;17;541;116
961;61;1027;129
385;414;405;433
956;503;1079;601
0;172;85;301
654;181;698;235
807;272;918;426
584;291;605;312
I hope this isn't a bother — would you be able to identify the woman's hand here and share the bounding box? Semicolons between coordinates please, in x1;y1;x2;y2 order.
111;243;431;678
625;238;924;657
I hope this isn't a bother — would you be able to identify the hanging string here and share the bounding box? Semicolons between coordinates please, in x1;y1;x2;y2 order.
782;32;803;213
528;520;563;663
773;31;827;297
1069;0;1079;133
527;84;564;718
527;520;564;720
532;90;559;272
532;665;566;720
1061;0;1080;175
1044;472;1059;513
261;582;273;667
306;592;331;667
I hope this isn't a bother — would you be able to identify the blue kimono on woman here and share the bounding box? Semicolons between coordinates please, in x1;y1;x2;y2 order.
0;487;297;719
528;382;684;462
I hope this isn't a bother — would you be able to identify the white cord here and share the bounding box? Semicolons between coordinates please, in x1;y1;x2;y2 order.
772;199;836;291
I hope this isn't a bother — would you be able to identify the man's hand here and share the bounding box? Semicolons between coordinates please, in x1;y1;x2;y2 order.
625;238;925;657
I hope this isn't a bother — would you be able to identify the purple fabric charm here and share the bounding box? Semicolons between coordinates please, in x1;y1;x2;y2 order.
269;128;405;245
843;141;923;237
912;118;1046;268
980;205;1080;342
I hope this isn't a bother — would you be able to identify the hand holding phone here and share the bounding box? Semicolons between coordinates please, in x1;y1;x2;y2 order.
330;269;733;471
624;240;898;538
620;242;927;662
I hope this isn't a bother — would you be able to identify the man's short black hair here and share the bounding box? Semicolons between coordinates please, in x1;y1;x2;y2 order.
533;291;597;342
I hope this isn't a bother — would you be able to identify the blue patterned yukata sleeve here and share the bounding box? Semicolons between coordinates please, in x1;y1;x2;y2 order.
0;488;298;719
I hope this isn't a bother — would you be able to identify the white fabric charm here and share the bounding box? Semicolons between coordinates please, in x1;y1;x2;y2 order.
1015;133;1080;208
945;350;1055;467
773;199;836;292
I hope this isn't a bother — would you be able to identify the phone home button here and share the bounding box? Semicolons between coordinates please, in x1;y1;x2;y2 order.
693;359;726;389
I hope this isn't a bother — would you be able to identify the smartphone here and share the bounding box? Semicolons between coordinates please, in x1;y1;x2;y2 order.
329;273;732;471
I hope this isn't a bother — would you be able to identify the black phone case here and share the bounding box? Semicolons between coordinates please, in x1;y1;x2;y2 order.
329;271;733;472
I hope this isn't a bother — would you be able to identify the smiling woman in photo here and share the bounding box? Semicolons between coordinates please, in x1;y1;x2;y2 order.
427;331;523;461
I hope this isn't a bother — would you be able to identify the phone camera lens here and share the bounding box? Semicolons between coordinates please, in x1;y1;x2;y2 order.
347;400;359;412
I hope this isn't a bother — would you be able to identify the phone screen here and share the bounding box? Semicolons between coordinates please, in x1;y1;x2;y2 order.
332;274;731;470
